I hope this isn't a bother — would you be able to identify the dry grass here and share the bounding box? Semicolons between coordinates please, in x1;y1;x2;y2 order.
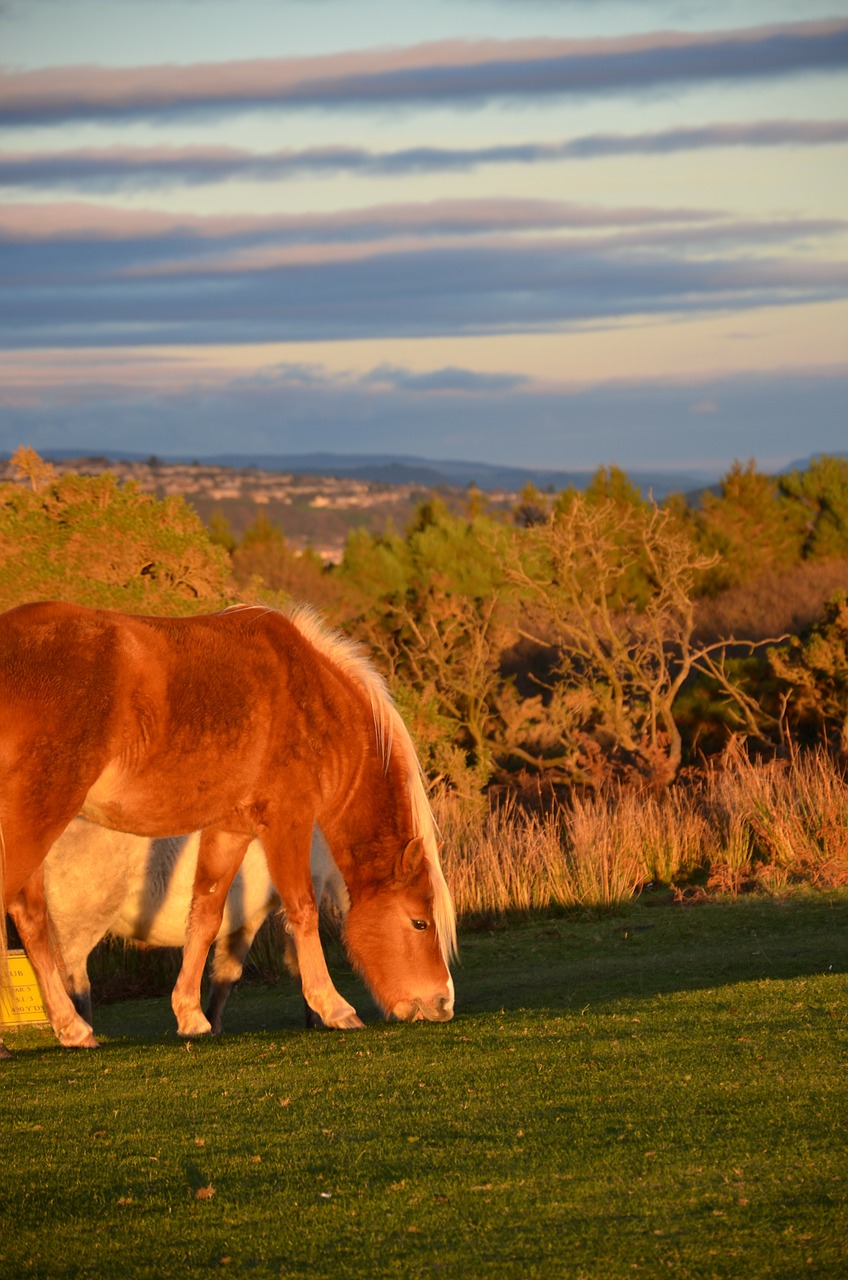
435;790;651;916
436;746;848;916
704;743;848;893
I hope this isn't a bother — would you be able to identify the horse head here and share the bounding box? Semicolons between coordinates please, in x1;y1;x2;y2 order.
342;836;455;1023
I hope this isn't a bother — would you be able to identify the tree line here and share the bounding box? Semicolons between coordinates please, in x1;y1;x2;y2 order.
3;447;846;795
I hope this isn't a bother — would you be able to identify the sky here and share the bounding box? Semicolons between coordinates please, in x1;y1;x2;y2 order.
0;0;847;478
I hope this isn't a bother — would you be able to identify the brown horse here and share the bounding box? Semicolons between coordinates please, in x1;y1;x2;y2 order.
0;601;456;1056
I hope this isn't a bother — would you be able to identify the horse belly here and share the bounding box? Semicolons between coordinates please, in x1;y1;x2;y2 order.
107;846;189;948
82;759;249;837
109;836;275;948
221;842;279;932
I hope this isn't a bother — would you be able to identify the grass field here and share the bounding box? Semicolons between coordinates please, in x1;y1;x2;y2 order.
1;893;846;1279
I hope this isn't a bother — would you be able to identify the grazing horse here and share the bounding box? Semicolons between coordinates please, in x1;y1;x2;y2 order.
42;819;347;1033
0;600;456;1056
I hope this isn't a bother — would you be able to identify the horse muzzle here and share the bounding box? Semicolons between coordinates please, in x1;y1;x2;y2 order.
391;993;454;1023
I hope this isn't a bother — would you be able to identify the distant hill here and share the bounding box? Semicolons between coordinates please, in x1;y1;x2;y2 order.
208;453;716;499
30;448;718;501
778;452;848;474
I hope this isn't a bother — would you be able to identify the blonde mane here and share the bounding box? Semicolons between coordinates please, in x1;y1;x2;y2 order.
228;602;457;963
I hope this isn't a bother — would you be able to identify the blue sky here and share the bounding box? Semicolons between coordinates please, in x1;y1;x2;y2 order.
1;0;846;476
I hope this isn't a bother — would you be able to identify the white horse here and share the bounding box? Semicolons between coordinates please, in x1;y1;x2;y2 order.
42;818;348;1033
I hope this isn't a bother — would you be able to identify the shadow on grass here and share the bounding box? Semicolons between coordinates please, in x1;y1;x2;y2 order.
453;890;847;1017
5;891;845;1054
103;891;848;1036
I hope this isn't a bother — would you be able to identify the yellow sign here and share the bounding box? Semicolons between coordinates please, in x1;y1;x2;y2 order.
0;950;49;1027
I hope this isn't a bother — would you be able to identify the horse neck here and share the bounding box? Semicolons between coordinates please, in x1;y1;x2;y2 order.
319;749;415;892
316;705;458;967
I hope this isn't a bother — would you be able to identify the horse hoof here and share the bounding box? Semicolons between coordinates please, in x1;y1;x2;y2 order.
60;1032;99;1049
177;1018;213;1038
174;1006;213;1037
328;1012;365;1030
0;1042;12;1061
58;1022;99;1049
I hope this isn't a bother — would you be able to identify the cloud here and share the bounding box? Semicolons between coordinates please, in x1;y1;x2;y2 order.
1;19;845;124
553;119;848;158
362;364;529;393
3;119;847;191
0;196;724;244
2;195;842;288
1;192;845;352
689;400;719;415
1;362;846;476
2;231;846;349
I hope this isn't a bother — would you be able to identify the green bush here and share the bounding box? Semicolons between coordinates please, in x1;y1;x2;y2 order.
770;590;848;752
779;454;848;560
694;460;806;593
0;451;231;614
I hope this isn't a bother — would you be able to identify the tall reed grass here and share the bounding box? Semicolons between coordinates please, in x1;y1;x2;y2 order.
436;746;848;916
705;743;848;893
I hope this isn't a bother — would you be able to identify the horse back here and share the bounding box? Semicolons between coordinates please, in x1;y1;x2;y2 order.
1;601;362;842
0;603;129;838
1;599;382;855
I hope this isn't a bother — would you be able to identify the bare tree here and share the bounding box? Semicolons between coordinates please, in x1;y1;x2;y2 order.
368;587;505;793
507;497;783;785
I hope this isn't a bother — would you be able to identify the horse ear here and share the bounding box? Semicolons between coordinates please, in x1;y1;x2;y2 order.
398;836;427;882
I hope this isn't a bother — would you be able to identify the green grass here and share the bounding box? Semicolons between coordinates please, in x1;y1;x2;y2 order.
2;893;846;1279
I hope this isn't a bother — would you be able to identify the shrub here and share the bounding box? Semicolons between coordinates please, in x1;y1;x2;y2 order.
694;459;805;592
229;512;334;607
779;454;848;559
0;450;231;614
507;497;721;783
769;591;848;753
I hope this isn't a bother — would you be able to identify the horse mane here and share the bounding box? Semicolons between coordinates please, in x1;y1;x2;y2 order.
226;602;457;963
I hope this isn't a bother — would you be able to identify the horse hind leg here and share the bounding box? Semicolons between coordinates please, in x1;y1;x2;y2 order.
204;898;273;1035
63;960;94;1027
46;897;115;1034
8;868;98;1049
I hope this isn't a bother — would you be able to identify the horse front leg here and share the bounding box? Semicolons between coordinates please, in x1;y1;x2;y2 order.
8;868;98;1049
277;928;325;1029
171;829;249;1038
264;821;363;1030
279;841;347;1029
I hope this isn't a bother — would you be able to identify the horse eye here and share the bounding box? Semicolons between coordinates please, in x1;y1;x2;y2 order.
411;918;429;931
